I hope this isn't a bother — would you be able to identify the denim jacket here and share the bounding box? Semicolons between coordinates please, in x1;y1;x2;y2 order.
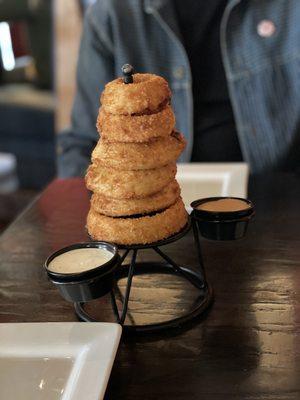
57;0;300;177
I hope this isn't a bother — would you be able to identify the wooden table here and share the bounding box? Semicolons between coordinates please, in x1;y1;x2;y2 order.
0;190;36;233
1;174;300;399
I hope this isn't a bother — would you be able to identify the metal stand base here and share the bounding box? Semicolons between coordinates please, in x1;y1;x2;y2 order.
74;218;214;334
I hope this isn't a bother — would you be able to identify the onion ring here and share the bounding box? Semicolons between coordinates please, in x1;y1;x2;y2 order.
91;180;180;217
85;162;177;199
87;197;188;245
92;131;186;170
97;105;175;142
100;73;171;115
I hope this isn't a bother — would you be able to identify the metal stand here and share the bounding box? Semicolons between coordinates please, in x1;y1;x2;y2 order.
75;217;213;333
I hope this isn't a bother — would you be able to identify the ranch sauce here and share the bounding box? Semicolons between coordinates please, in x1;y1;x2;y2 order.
196;198;250;212
48;248;113;274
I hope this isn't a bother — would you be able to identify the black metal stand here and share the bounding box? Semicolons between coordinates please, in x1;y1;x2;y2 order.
75;217;213;333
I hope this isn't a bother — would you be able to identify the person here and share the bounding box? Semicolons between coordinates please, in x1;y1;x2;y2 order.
57;0;300;177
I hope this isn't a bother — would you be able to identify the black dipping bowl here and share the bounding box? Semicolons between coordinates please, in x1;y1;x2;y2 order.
191;197;255;241
45;242;119;302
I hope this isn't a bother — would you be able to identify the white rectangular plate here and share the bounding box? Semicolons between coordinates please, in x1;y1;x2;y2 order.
0;322;122;400
176;162;249;211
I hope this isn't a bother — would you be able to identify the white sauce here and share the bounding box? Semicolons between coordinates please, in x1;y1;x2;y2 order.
48;248;113;274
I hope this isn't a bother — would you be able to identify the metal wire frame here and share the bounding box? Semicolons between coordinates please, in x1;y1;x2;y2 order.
75;217;213;333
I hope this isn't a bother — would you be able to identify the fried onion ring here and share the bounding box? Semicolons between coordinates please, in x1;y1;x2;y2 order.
91;180;180;217
97;105;175;142
100;73;171;115
85;162;176;199
87;197;188;245
92;131;186;170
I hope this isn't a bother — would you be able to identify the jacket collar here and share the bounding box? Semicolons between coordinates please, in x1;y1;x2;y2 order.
144;0;242;13
144;0;182;42
144;0;168;13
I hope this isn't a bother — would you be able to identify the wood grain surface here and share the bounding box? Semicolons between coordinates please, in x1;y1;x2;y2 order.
0;175;300;399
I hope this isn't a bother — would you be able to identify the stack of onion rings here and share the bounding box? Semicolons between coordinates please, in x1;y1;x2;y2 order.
86;72;188;245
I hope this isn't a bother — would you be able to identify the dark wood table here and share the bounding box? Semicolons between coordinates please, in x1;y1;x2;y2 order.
1;174;300;399
0;189;36;233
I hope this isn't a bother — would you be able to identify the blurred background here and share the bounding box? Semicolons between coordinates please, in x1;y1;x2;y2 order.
0;0;95;232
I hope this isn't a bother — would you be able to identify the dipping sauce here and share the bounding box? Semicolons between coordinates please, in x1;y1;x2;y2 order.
196;198;251;212
47;248;113;274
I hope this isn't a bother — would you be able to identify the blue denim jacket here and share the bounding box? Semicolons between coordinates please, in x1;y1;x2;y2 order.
57;0;300;177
